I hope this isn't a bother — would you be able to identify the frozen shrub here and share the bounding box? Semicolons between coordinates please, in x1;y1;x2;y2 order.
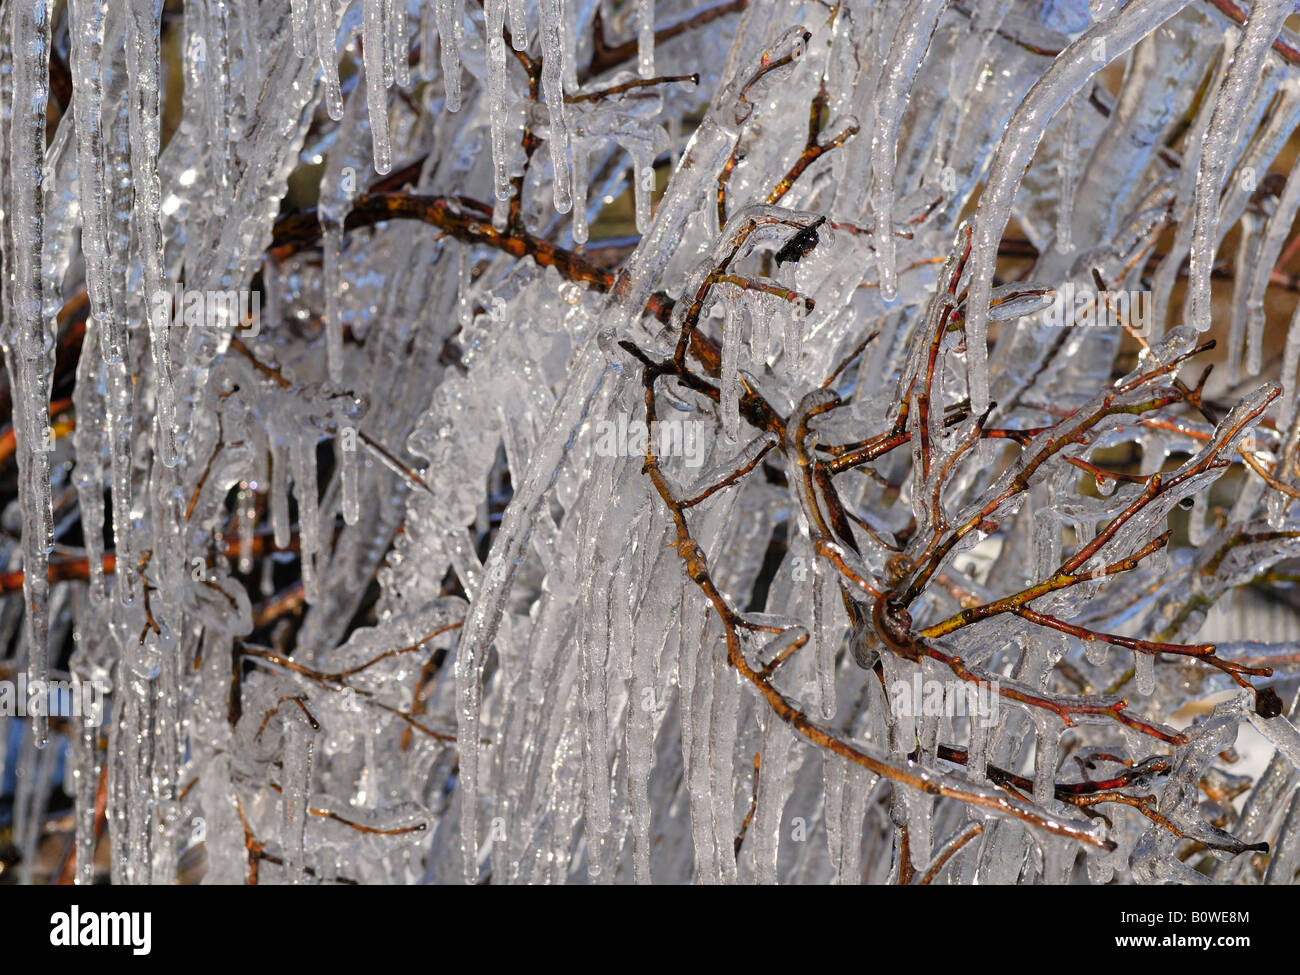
2;0;1300;885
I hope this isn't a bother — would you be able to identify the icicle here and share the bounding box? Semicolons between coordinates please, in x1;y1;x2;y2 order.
72;716;101;885
812;563;839;721
393;0;412;87
264;254;282;335
323;224;346;384
824;755;846;877
578;568;614;865
315;0;344;120
1186;0;1290;333
562;0;578;93
870;0;948;303
1147;37;1234;340
1245;116;1300;378
917;660;941;766
106;343;137;605
571;139;591;243
1228;212;1260;382
281;715;315;883
750;292;772;366
632;149;655;234
238;484;256;573
456;245;473;328
290;0;312;56
968;713;990;782
379;0;395;86
9;0;55;747
625;581;661;884
72;325;107;604
1134;649;1155;696
720;299;742;442
453;343;624;882
897;783;935;872
126;0;179;465
236;0;263;104
1032;718;1062;808
126;675;157;879
709;634;740;885
198;0;234;216
507;0;527;48
751;719;791;884
538;0;572;212
784;300;805;368
1186;487;1210;547
637;0;655;79
963;0;1197;414
1056;95;1078;255
841;767;876;884
419;0;437;80
292;430;321;603
270;438;292;549
364;0;393;172
487;0;512;202
437;0;463;112
69;0;118;357
341;434;361;526
68;0;116;603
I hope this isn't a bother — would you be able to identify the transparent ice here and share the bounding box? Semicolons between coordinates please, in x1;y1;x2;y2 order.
1;0;1299;885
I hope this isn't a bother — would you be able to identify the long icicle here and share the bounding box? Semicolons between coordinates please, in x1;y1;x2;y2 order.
1185;0;1291;333
538;0;572;213
364;0;393;172
870;0;948;304
962;0;1196;415
125;0;179;465
8;0;55;747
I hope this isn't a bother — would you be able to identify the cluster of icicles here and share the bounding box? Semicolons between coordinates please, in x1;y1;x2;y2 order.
2;0;1300;884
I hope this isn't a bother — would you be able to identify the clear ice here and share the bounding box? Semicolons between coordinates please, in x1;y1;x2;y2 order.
0;0;1299;886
